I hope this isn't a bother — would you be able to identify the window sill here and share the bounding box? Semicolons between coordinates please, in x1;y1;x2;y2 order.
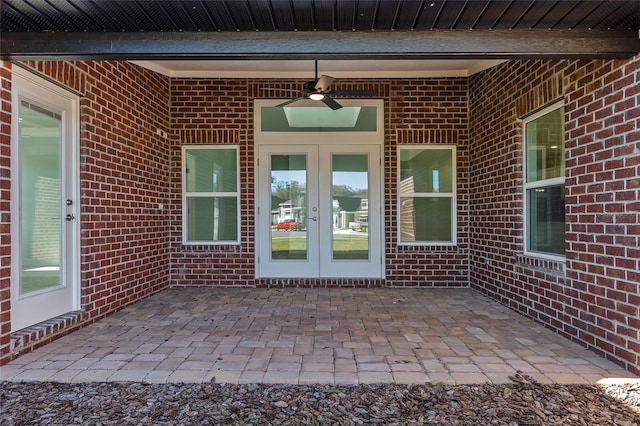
180;243;242;253
396;244;461;253
516;253;565;276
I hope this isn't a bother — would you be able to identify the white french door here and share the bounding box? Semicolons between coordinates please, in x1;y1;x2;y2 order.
11;68;79;331
257;144;382;278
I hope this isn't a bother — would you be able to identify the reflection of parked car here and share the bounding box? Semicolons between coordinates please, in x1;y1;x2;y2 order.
276;220;303;231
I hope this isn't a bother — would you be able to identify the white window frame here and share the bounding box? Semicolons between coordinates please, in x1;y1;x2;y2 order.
397;145;457;246
523;101;565;260
182;145;240;245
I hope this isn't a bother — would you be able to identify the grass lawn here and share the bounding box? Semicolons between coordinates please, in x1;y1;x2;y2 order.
271;233;369;260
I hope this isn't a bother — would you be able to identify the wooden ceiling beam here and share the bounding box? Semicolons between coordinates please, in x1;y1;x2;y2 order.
2;29;639;61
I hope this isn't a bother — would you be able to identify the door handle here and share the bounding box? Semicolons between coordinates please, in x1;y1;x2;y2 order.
65;214;76;221
308;216;317;221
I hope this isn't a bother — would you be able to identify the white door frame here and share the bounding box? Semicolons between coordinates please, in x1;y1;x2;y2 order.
254;99;384;279
10;67;80;331
257;144;382;278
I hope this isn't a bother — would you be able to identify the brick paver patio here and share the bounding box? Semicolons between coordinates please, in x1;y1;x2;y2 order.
1;288;635;385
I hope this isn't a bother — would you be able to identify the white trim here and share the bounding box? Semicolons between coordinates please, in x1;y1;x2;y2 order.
131;59;506;79
522;101;566;260
526;176;565;189
10;66;80;331
397;144;457;246
181;145;241;245
522;99;564;122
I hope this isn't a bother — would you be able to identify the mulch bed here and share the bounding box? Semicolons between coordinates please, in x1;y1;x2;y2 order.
1;373;639;425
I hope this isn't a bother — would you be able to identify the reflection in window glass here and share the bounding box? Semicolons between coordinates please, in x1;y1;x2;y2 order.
400;149;453;193
526;107;565;182
400;197;452;242
185;149;237;193
187;197;238;242
332;154;369;260
183;147;239;244
527;185;565;256
19;101;63;294
271;154;308;260
524;103;565;257
399;146;455;244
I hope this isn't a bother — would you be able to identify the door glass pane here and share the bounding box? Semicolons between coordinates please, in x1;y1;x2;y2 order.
271;155;308;260
20;101;63;294
332;154;369;260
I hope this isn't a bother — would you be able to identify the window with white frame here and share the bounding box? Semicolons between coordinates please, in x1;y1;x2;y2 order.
182;146;239;244
524;102;565;257
398;146;456;244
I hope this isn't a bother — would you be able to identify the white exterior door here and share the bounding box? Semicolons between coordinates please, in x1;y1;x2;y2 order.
257;144;382;278
11;68;79;331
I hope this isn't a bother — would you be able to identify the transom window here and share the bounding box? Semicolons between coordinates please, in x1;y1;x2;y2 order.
182;146;239;244
523;102;565;258
398;146;456;245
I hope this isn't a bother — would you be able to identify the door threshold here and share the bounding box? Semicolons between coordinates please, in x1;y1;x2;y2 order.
256;278;385;288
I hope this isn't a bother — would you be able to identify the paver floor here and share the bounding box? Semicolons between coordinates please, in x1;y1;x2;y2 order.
1;287;636;385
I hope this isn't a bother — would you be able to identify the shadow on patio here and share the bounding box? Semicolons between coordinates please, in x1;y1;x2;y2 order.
1;287;635;385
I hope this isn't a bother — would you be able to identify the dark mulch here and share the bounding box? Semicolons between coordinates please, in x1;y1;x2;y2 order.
1;374;639;425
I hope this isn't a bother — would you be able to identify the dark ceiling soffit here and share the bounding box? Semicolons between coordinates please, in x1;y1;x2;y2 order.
2;30;639;61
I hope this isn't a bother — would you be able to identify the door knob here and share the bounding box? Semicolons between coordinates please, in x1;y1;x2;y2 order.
65;214;76;221
309;216;317;221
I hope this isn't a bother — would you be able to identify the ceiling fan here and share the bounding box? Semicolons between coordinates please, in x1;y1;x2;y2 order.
262;61;376;110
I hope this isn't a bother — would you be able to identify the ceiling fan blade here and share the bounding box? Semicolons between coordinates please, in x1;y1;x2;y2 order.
321;97;342;110
276;97;306;108
330;89;377;97
315;75;335;92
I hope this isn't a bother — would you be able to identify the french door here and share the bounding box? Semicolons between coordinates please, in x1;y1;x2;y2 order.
257;144;382;278
11;68;79;331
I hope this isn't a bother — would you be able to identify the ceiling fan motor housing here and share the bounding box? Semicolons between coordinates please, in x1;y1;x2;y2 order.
303;80;320;93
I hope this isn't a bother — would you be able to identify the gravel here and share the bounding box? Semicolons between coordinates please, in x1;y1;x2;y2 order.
1;373;639;425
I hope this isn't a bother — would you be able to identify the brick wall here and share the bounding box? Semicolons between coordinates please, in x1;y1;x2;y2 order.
385;78;469;287
469;56;640;374
169;77;469;287
169;79;254;286
0;61;12;361
0;61;172;364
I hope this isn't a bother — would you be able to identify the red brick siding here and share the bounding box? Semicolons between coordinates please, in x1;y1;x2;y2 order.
469;56;640;374
386;78;469;287
0;61;12;361
169;77;469;287
169;79;254;286
0;61;171;365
